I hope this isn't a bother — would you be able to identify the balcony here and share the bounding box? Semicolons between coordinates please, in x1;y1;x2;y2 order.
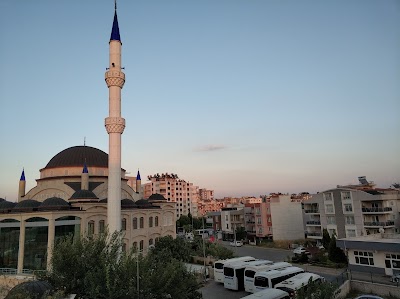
305;209;319;214
246;220;255;224
306;232;322;239
363;221;395;227
306;220;321;226
247;230;256;234
362;207;393;213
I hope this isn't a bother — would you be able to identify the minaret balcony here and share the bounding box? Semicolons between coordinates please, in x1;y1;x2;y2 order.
105;70;125;88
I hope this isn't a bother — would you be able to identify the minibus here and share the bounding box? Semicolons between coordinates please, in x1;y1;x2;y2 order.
241;288;290;299
253;266;304;292
214;256;255;283
244;262;292;293
224;260;272;291
275;272;324;298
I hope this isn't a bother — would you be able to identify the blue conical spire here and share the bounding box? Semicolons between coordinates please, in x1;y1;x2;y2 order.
20;169;25;181
136;170;141;180
82;162;88;174
110;2;121;42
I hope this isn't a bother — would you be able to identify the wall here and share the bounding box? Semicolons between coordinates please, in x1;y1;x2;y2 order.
351;280;400;298
0;275;34;299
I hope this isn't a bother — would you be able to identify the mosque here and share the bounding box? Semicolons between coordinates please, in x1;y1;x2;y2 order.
0;4;176;274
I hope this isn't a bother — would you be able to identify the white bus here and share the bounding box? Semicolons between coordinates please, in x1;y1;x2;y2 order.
241;288;290;299
194;229;209;238
253;266;304;292
214;256;256;283
244;262;292;293
275;272;324;298
224;260;273;291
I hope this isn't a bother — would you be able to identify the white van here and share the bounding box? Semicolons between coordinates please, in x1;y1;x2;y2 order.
241;288;290;299
253;266;304;292
214;256;256;283
244;262;291;293
275;272;324;297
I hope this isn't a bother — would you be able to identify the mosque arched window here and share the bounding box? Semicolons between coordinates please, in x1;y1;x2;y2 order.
121;218;127;231
99;220;105;234
88;221;95;236
133;242;137;251
155;216;159;227
139;240;144;251
133;217;138;229
149;239;153;246
149;217;153;228
140;217;144;229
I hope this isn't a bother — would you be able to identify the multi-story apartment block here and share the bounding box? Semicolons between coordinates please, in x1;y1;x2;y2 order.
270;194;305;241
303;177;400;240
199;188;214;201
220;208;245;240
144;173;199;218
244;199;273;241
197;199;224;216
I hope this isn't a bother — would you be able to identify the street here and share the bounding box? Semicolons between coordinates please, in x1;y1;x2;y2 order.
199;243;344;299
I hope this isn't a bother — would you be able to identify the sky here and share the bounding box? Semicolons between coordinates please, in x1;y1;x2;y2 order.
0;0;399;200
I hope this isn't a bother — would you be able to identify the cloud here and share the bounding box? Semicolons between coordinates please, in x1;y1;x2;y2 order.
195;145;227;152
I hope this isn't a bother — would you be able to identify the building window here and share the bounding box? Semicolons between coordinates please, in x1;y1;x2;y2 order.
327;216;336;225
88;221;95;236
149;239;153;246
121;218;127;231
133;217;138;229
385;254;400;270
133;242;137;251
345;216;355;225
149;217;153;228
328;229;336;237
257;218;261;225
324;193;333;201
343;204;353;213
140;217;144;229
155;216;159;227
341;191;351;200
354;251;374;266
258;227;263;234
99;220;105;234
139;240;144;251
325;204;334;214
346;229;356;238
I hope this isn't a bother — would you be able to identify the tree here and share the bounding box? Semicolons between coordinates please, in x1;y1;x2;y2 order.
328;234;347;263
235;226;246;240
40;232;202;299
322;228;331;249
151;235;192;262
296;279;339;299
177;215;192;228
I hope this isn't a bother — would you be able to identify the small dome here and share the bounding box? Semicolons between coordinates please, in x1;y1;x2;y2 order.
13;199;40;212
0;200;16;212
5;280;53;299
148;193;166;201
39;197;70;210
70;190;99;200
121;198;137;208
135;199;149;205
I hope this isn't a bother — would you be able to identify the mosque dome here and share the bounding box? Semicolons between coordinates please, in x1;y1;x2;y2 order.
148;193;166;201
43;146;108;169
13;199;40;212
39;197;70;210
0;198;5;202
0;200;16;213
121;198;137;208
5;280;53;299
70;190;99;200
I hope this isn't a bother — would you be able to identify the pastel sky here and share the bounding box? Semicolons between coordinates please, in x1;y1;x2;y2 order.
0;0;399;200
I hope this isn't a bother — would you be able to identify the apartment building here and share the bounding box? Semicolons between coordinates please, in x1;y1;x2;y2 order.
199;188;214;201
244;199;273;241
303;178;400;240
197;199;224;216
220;208;245;240
270;194;305;241
144;173;199;218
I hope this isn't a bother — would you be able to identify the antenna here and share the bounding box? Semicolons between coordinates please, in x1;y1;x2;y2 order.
115;0;117;10
84;136;86;146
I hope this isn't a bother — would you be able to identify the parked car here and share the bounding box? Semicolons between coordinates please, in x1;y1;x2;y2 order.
293;246;310;255
390;273;400;283
230;240;243;247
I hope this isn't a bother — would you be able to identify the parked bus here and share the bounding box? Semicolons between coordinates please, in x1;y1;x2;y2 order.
244;262;292;293
275;272;324;298
241;288;290;299
194;229;209;238
223;260;273;291
214;256;256;283
253;266;304;293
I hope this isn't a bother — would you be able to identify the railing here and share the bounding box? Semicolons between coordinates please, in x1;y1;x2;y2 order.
305;209;319;213
246;220;255;224
362;207;392;213
306;232;322;236
0;268;17;275
363;221;395;227
306;220;321;225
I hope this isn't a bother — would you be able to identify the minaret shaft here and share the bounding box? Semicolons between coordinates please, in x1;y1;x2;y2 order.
105;16;125;233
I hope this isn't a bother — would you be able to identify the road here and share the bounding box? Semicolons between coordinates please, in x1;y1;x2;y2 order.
199;243;344;299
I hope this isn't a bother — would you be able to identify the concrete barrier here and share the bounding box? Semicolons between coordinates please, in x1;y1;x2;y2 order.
351;280;400;298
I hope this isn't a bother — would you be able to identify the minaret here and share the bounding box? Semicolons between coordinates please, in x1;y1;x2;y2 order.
18;169;26;202
136;170;141;194
81;162;89;191
105;1;125;233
